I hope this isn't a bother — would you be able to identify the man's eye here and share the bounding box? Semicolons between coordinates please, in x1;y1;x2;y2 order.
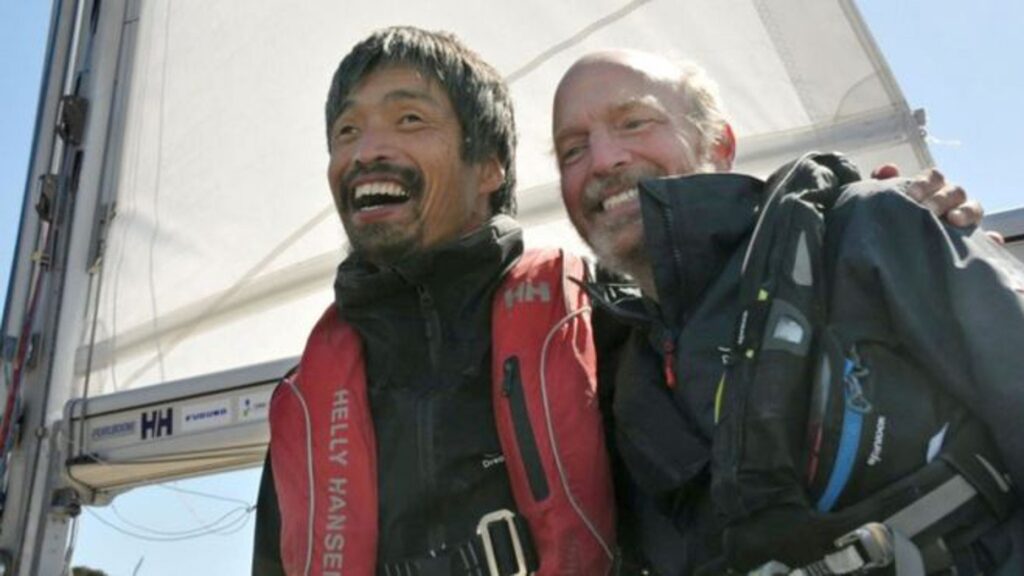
559;144;586;165
334;125;357;140
622;117;652;130
399;113;424;124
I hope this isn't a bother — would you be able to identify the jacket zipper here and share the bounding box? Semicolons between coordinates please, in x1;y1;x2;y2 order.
416;285;442;369
502;356;550;501
661;202;687;283
657;202;684;389
417;395;443;549
662;336;678;389
415;284;443;547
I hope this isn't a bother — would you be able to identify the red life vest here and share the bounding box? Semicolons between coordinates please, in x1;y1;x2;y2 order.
269;248;616;576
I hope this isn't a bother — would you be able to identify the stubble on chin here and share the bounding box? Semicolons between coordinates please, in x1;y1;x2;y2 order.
346;222;422;265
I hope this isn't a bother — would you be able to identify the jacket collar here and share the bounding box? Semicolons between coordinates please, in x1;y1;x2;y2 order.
638;173;765;328
334;215;523;313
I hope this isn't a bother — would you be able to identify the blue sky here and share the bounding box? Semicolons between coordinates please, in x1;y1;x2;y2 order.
1;2;1022;574
860;2;1023;214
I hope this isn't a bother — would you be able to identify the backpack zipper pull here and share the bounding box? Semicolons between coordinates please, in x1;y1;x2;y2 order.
719;346;736;367
715;346;735;424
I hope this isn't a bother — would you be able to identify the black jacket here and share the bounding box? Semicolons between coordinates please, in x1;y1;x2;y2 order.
253;216;524;574
601;157;1024;575
602;173;761;574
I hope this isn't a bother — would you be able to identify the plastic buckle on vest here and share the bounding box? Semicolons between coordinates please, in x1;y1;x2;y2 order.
821;523;895;574
476;509;529;576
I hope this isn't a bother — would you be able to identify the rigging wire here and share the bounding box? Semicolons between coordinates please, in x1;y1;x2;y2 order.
84;505;253;543
0;234;52;477
0;361;14;482
0;222;55;505
156;481;253;507
66;451;258;540
107;501;253;538
174;473;213;527
72;450;258;542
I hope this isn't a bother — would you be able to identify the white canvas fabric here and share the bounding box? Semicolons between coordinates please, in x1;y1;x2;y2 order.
77;0;930;393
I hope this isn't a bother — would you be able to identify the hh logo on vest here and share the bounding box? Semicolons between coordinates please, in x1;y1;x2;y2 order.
504;280;551;309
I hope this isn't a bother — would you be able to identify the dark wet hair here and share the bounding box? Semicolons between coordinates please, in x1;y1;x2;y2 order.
325;26;517;216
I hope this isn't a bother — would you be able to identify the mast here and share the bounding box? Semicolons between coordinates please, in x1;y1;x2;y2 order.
0;1;140;572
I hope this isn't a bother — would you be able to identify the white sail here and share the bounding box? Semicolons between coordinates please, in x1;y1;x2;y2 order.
78;0;930;395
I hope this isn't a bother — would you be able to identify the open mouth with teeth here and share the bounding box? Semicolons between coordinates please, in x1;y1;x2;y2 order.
352;181;412;211
599;187;639;213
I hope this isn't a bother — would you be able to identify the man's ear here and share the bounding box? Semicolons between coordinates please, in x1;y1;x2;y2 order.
710;122;736;172
477;156;506;197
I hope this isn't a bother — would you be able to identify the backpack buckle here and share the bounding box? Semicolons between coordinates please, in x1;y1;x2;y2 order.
476;509;529;576
832;522;895;570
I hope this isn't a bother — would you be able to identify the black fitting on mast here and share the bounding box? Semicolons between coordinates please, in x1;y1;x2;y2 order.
56;95;88;146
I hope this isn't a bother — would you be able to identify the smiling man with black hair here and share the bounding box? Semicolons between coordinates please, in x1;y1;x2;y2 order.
253;27;616;576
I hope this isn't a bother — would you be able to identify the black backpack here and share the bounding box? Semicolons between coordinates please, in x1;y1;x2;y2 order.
707;153;1016;574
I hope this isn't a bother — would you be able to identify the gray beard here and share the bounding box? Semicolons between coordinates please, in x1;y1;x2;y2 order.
587;223;656;298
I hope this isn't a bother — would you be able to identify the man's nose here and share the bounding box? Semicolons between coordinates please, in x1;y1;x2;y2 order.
590;132;630;176
352;129;395;166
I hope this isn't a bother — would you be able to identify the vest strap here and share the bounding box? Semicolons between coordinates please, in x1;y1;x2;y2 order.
379;510;538;576
789;473;991;575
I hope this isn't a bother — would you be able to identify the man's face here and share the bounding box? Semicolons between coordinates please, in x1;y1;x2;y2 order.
552;58;714;274
327;65;500;263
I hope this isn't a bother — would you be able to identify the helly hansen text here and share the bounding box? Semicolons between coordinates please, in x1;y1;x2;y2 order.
322;389;351;575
